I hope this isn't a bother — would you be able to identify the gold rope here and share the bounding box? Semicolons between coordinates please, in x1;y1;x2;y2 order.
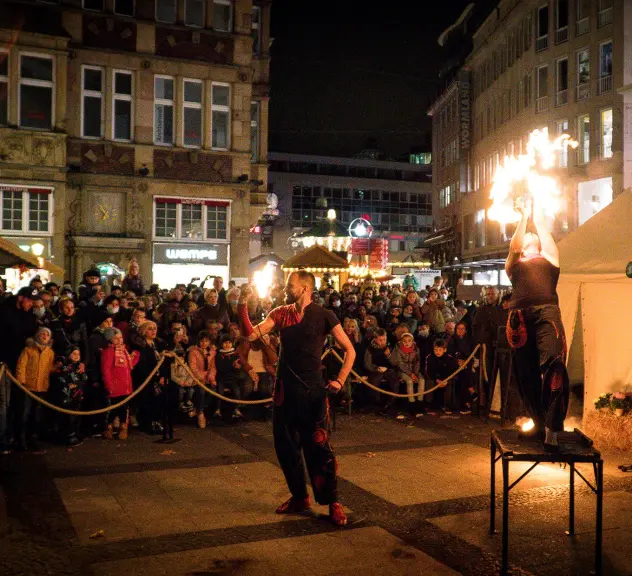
2;357;166;416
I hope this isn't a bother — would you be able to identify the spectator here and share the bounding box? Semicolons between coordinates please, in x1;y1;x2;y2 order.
121;259;145;297
421;288;446;334
194;288;230;335
364;328;399;414
187;330;215;428
424;338;458;414
77;268;103;305
388;332;424;416
213;334;244;420
52;297;90;365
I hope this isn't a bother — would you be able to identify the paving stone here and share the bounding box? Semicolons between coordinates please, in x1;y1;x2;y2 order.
91;526;459;576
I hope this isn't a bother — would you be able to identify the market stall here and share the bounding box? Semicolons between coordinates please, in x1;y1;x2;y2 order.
281;245;349;290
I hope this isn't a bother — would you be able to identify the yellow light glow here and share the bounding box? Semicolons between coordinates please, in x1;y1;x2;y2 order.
31;243;45;257
488;129;578;225
253;262;274;298
517;418;535;432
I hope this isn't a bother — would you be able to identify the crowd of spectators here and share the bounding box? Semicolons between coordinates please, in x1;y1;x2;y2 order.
0;261;512;454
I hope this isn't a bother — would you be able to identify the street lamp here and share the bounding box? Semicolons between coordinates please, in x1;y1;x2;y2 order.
327;209;336;237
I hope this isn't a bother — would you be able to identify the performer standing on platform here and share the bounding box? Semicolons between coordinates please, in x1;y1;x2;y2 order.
505;198;569;449
238;271;356;526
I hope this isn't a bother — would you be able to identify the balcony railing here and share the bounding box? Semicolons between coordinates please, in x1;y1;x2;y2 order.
576;17;589;36
576;82;589;100
554;26;568;44
598;75;612;94
535;34;548;52
536;95;549;112
598;7;613;27
555;89;568;107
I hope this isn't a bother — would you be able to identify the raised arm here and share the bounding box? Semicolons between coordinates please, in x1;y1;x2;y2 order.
238;285;276;342
329;324;356;391
505;198;530;277
532;201;559;267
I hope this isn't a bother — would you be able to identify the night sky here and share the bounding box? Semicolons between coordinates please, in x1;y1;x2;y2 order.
269;0;473;159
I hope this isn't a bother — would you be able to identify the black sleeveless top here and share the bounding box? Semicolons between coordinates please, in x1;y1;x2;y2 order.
508;256;560;309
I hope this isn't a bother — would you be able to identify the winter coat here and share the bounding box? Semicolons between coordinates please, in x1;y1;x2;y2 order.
215;349;240;383
0;296;38;369
132;338;167;389
421;300;446;334
192;304;229;335
424;352;458;382
237;338;278;376
51;315;90;365
121;275;145;297
187;345;216;384
364;342;392;373
16;340;56;392
100;344;139;397
77;271;103;304
169;344;194;387
472;303;503;348
87;328;109;383
448;334;474;362
389;344;421;377
50;360;87;407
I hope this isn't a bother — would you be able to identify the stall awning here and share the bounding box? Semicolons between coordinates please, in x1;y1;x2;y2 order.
421;226;456;247
282;245;349;272
0;237;64;278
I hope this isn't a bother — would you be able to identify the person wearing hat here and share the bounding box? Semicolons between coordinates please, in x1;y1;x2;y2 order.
388;331;425;416
77;267;103;305
0;286;38;370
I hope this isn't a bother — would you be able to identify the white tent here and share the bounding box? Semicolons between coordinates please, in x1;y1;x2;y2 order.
557;190;632;416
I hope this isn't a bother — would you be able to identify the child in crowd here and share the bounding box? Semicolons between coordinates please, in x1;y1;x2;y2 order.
50;345;87;446
187;330;216;428
15;327;57;450
214;334;243;420
389;332;425;416
424;338;458;414
448;321;476;414
101;328;139;440
169;328;196;417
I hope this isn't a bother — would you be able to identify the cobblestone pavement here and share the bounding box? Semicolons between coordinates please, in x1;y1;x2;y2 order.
2;410;632;576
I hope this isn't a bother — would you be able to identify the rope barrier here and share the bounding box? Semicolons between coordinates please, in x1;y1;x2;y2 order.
2;358;166;416
0;341;488;413
326;343;487;399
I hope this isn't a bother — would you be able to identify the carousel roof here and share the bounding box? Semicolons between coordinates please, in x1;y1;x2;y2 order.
0;237;64;278
282;245;349;270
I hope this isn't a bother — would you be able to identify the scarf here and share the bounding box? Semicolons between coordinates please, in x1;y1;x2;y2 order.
399;342;415;354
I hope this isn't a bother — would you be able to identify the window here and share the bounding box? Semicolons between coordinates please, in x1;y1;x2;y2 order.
211;83;230;150
185;0;205;27
83;0;103;10
576;0;590;35
154;199;229;241
183;79;202;147
252;5;262;55
598;0;613;27
578;114;590;164
555;58;568;106
475;209;485;248
19;54;54;130
536;65;548;112
212;0;233;32
81;66;103;138
114;0;134;16
0;52;8;126
576;49;590;99
556;120;569;167
154;76;174;145
250;101;260;162
113;71;133;141
555;0;568;42
523;73;532;108
463;214;474;251
601;108;613;158
156;0;176;23
536;5;549;51
599;41;612;93
1;187;51;234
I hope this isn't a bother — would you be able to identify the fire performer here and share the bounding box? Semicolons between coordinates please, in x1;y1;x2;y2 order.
238;271;356;526
505;198;569;449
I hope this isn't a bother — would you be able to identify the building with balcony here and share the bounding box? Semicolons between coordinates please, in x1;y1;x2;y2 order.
265;151;432;264
428;0;630;287
0;0;270;287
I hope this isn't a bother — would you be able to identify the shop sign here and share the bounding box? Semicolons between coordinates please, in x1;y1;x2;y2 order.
459;70;471;151
154;243;228;265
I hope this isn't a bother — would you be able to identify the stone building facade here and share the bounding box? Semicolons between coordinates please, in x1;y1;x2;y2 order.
0;0;270;287
429;0;631;287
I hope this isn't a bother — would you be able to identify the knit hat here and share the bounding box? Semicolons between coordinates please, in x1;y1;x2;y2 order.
103;327;122;342
64;345;80;358
35;326;52;338
85;268;101;279
400;332;414;340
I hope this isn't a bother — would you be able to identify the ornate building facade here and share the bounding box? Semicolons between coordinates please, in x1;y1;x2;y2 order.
0;0;270;286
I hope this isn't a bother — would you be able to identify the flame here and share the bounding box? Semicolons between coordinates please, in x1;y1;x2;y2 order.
253;262;274;298
517;418;535;432
488;129;578;225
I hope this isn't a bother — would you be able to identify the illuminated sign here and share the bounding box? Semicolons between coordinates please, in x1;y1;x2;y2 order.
153;243;228;265
459;70;471;151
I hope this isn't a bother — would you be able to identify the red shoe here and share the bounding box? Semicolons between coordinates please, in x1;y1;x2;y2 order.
329;502;347;526
276;496;312;515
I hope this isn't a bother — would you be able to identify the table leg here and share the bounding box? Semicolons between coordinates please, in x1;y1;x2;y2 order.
594;459;603;576
490;438;496;534
566;462;575;536
502;458;509;575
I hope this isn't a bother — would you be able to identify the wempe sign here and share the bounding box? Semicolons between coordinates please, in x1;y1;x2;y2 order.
154;243;229;265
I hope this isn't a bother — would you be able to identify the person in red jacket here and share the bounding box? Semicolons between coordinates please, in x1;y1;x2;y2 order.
101;328;139;440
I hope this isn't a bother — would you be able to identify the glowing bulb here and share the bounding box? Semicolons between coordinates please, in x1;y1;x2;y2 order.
31;243;45;257
354;223;367;237
521;419;535;432
327;209;336;221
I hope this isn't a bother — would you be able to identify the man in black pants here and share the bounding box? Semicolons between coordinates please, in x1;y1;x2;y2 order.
505;198;569;449
238;271;356;526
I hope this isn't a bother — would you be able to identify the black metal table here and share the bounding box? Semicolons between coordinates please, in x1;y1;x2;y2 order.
490;428;603;575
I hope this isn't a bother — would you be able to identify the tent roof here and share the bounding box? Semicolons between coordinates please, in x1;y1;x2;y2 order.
282;245;349;269
0;237;64;278
558;190;632;276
